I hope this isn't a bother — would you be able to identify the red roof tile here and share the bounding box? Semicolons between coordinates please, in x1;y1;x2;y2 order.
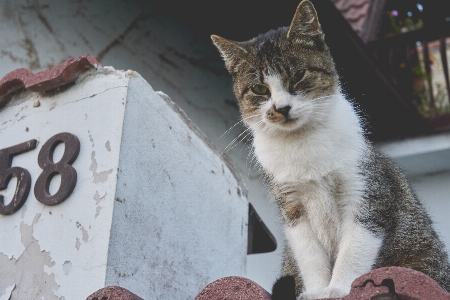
195;276;272;300
0;54;101;106
192;267;450;300
86;286;143;300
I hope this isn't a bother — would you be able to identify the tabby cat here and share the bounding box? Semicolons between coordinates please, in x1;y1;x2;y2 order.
211;0;450;299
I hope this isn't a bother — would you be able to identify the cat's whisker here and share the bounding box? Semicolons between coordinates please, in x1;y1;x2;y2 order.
230;128;256;153
311;94;340;102
219;120;245;141
242;113;263;120
236;133;253;153
222;120;263;154
218;114;262;140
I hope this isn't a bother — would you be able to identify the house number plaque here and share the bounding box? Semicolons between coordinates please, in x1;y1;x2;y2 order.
0;132;80;215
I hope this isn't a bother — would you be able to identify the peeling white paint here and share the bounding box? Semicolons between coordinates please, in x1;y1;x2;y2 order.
0;69;129;299
95;206;102;218
76;222;89;243
90;151;114;184
0;284;15;300
62;261;73;275
94;191;107;205
20;205;27;219
0;219;62;300
75;238;81;251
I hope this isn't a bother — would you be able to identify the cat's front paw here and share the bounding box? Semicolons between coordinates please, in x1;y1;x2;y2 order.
297;286;349;299
317;286;349;298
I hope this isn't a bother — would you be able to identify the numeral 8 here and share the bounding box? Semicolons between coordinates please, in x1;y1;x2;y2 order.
34;133;80;206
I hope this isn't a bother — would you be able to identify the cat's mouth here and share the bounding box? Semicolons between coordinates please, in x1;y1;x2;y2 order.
266;116;300;131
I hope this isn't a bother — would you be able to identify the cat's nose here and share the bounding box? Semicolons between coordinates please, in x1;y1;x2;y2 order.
275;105;291;118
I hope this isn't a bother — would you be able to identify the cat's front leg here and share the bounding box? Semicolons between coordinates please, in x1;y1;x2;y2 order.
285;221;332;295
326;222;383;296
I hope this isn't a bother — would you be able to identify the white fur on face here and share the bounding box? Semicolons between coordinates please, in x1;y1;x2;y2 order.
265;74;293;110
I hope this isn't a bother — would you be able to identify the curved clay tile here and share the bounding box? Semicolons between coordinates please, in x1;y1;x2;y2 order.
192;267;450;300
86;286;143;300
195;276;272;300
0;54;101;106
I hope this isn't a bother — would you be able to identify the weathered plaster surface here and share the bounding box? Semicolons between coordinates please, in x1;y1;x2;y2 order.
105;74;248;299
0;215;63;299
0;284;15;300
0;68;130;299
1;68;250;299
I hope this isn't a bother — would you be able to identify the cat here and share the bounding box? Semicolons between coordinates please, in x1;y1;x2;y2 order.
211;0;450;299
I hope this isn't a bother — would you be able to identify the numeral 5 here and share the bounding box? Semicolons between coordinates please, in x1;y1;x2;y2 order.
0;140;37;215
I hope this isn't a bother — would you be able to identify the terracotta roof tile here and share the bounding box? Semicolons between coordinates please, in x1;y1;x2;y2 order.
0;54;100;106
195;276;272;300
86;286;143;300
192;267;450;300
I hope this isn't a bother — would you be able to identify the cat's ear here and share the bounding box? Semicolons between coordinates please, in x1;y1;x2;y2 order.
287;0;323;39
211;35;248;72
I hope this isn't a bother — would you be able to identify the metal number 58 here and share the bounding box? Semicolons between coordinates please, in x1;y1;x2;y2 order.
0;132;80;215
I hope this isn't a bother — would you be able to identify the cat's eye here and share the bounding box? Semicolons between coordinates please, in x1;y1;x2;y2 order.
251;84;270;96
289;70;306;90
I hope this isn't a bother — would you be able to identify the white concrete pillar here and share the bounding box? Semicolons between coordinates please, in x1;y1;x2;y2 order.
0;67;248;299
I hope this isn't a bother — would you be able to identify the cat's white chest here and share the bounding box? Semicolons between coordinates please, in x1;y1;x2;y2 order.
252;95;365;183
254;130;337;182
252;94;368;252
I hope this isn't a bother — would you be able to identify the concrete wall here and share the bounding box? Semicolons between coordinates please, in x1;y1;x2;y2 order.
411;170;450;252
377;132;450;252
105;73;248;299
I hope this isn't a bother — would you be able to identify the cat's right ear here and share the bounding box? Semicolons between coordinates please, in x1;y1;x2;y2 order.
287;0;323;39
211;35;247;73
